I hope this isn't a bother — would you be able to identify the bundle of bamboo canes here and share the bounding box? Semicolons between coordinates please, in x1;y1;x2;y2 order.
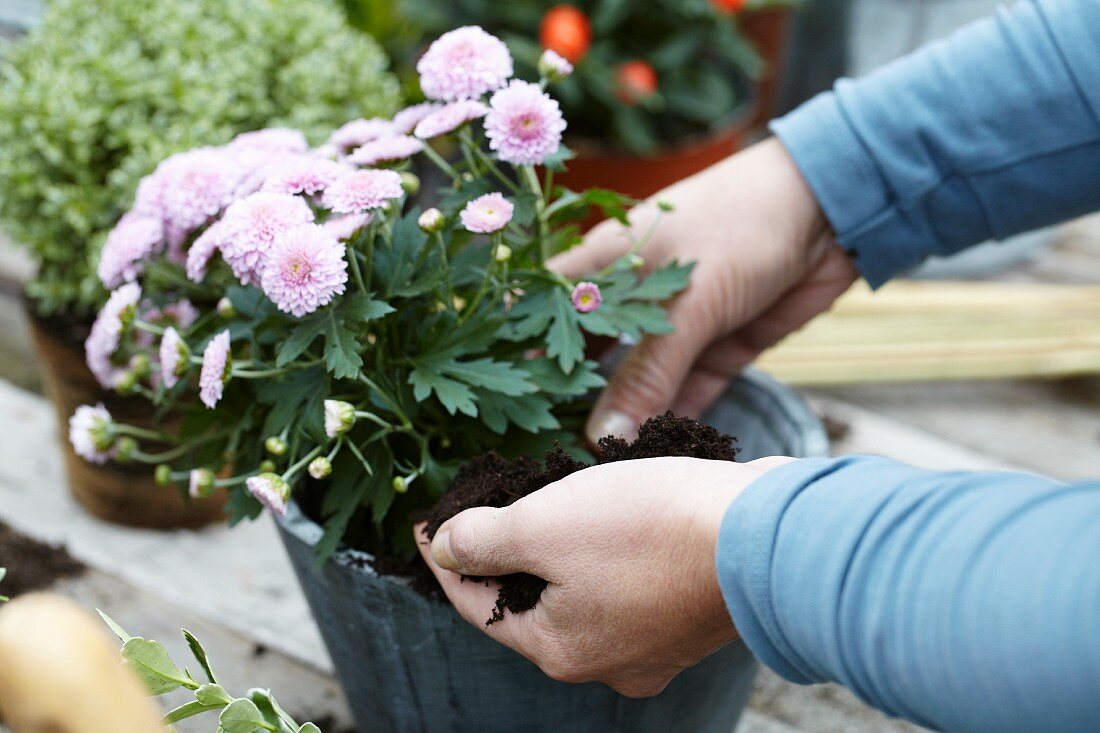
758;281;1100;385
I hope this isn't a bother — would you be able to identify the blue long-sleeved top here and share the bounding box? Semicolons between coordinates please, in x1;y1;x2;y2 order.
717;1;1100;731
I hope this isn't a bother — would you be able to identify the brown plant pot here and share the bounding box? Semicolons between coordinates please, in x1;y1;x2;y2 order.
25;305;225;529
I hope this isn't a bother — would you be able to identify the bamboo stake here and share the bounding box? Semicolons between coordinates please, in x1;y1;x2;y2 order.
758;282;1100;385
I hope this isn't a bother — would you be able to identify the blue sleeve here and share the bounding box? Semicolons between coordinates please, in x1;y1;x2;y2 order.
716;456;1100;733
770;0;1100;287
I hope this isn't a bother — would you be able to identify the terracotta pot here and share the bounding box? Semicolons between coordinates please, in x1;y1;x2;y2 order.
26;306;225;529
555;114;752;205
741;7;795;127
552;8;793;208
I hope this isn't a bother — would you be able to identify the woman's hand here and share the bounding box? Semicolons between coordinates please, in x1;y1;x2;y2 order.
415;456;796;697
552;138;857;444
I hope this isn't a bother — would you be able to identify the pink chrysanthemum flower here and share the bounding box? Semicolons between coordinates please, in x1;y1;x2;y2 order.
328;118;396;153
199;330;232;409
322;213;372;241
413;100;490;139
159;326;189;389
85;283;141;388
98;214;164;288
246;472;291;517
347;136;426;167
485;80;567;166
139;148;245;239
417;26;514;101
219;192;315;285
460;193;514;234
322;169;404;214
261;224;349;317
186;220;230;282
391;103;441;134
260;157;350;197
538;49;574;81
571;282;603;313
229;128;309;153
69;403;116;465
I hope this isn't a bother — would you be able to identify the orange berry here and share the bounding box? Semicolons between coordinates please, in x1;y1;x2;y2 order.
540;5;592;64
615;60;658;105
711;0;748;13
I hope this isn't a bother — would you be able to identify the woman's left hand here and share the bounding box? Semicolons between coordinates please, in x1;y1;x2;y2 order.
415;455;795;697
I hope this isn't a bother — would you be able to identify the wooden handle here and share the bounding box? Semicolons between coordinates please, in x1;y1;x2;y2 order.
0;594;165;733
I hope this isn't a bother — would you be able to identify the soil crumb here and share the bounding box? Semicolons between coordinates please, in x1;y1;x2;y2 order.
414;412;738;624
0;520;85;597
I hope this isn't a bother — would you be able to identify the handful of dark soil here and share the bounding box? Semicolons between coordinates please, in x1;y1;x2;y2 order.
415;412;738;624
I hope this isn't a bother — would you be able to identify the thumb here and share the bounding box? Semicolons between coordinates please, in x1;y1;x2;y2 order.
430;505;536;576
586;309;711;445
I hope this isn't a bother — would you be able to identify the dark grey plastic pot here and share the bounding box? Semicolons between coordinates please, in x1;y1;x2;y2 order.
276;367;828;733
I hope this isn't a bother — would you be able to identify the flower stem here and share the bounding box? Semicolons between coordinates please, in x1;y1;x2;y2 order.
420;143;460;180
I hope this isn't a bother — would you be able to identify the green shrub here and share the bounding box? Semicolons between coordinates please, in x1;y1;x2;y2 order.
0;0;400;316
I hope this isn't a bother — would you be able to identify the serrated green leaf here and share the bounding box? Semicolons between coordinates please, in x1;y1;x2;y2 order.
577;310;620;337
626;261;695;301
547;289;585;374
436;357;536;396
183;629;217;684
523;358;606;396
218;698;269;733
409;368;478;416
121;637;191;695
476;391;559;434
324;315;363;379
97;610;132;643
341;294;395;323
276;315;327;367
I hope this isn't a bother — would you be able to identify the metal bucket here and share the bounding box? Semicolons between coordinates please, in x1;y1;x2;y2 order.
277;368;828;733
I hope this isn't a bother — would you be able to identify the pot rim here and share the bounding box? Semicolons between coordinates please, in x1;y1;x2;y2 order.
277;366;827;573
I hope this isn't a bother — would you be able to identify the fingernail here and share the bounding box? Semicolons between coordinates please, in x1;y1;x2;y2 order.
431;528;460;570
587;410;638;445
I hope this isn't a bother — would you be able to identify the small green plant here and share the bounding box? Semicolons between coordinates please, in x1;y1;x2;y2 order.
99;611;322;733
0;568;8;603
0;0;400;317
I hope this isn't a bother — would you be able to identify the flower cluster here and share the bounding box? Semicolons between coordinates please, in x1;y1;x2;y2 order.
74;27;691;555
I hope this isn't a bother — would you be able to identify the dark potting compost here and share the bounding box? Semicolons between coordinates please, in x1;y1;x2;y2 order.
0;520;86;597
414;412;738;624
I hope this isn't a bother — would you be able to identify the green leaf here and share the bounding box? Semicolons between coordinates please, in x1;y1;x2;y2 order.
476;391;559;434
0;568;5;584
299;724;322;733
324;315;363;379
183;629;217;684
580;188;632;225
97;610;132;643
218;698;271;733
163;700;223;725
435;357;536;396
121;637;192;695
409;368;477;417
500;287;554;342
341;294;395;323
546;289;585;374
626;261;695;301
196;683;233;707
523;358;606;397
276;315;327;367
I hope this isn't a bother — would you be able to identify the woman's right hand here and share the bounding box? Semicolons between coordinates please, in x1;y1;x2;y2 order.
552;138;858;444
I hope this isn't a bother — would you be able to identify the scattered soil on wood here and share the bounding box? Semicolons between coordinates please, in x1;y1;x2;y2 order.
0;520;86;597
414;412;738;624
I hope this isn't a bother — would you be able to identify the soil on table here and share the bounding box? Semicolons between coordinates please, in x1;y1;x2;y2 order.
0;520;86;597
414;412;739;624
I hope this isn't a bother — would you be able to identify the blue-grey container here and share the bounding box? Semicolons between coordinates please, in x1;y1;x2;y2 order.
277;368;828;733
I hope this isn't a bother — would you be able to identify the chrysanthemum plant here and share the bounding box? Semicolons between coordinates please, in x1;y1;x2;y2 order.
72;27;692;559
